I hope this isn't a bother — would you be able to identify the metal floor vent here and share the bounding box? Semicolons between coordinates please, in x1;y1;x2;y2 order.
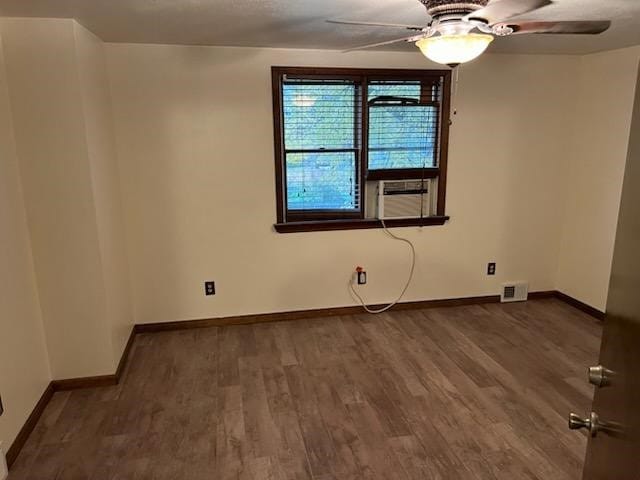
501;282;529;303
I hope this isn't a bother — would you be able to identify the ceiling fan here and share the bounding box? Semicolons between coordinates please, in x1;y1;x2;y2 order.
328;0;611;67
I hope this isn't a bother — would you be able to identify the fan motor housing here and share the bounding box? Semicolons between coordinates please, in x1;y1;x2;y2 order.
420;0;488;18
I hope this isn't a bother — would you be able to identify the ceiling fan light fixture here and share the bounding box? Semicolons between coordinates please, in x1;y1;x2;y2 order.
415;33;493;66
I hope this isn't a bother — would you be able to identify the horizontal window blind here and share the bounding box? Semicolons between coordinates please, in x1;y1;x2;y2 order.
282;79;361;214
367;80;441;170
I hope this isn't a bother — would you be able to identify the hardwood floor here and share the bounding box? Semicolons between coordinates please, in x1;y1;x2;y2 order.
9;298;602;480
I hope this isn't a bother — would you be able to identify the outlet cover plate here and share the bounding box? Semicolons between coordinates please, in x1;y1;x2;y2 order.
487;262;496;275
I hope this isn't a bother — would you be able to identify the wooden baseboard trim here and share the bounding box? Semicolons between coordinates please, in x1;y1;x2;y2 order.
135;291;558;333
528;291;557;300
6;326;136;469
115;327;136;380
51;375;117;391
134;295;497;332
50;326;137;391
554;291;606;320
5;383;54;468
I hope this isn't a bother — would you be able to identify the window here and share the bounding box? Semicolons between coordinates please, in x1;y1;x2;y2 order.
281;79;361;219
272;67;451;232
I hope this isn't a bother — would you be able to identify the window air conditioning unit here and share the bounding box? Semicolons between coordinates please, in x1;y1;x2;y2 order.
377;180;431;219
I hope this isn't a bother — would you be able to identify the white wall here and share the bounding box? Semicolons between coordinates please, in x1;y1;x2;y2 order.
0;18;133;379
0;17;113;378
74;23;134;365
0;27;51;453
556;46;640;311
106;44;579;324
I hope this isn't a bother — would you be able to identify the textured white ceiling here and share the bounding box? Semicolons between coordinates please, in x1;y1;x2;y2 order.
0;0;638;54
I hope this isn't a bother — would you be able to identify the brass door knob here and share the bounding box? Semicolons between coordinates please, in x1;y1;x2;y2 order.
588;365;613;387
569;412;602;437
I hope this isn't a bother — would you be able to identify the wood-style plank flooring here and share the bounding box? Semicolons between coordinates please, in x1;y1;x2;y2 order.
9;299;602;480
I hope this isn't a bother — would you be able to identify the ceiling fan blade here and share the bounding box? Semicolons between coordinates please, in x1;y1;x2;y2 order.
499;20;612;35
465;0;551;25
327;19;425;31
343;34;424;53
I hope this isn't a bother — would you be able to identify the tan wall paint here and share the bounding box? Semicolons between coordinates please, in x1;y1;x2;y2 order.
556;46;640;311
0;27;51;451
0;18;127;378
74;23;134;364
106;44;579;324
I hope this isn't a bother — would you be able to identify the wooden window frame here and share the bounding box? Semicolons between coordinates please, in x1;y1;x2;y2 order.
272;66;452;233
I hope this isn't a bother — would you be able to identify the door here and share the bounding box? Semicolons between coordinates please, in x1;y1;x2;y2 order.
579;65;640;479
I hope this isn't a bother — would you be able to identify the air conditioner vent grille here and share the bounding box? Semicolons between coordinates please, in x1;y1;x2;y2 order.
377;180;432;219
501;282;529;303
383;180;428;194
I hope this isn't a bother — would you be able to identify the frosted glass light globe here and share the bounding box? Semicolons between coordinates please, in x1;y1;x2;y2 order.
416;33;494;66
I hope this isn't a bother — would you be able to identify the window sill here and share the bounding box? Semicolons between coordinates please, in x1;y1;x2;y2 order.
274;216;450;233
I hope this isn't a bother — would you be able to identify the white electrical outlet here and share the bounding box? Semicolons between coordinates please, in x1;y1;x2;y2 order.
0;441;8;480
353;267;367;286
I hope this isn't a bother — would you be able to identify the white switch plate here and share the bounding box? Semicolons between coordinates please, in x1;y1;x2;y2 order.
0;441;8;480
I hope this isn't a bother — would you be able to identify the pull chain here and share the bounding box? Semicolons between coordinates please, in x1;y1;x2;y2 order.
451;64;461;118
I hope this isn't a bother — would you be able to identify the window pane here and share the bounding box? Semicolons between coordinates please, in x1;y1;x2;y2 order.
368;105;437;169
286;152;358;211
367;80;438;170
283;82;356;150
